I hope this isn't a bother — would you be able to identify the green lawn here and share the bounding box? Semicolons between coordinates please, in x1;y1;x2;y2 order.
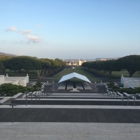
0;70;38;79
80;68;140;79
53;67;97;82
111;71;140;78
1;67;140;82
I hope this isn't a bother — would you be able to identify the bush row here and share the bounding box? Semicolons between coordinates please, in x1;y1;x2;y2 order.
107;81;140;94
0;81;42;96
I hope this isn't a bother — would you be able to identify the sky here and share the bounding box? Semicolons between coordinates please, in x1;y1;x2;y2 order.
0;0;140;59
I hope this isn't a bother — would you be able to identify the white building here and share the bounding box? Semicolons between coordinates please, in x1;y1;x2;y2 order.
65;60;86;66
121;75;140;88
0;74;29;87
78;60;86;66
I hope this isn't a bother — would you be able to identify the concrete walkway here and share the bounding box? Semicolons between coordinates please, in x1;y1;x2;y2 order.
0;122;140;140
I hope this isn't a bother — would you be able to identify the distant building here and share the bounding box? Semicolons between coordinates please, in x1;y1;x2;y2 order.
95;57;119;61
0;74;29;87
95;58;110;61
78;60;85;65
64;60;86;66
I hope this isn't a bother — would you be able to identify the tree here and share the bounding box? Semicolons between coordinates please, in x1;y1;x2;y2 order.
36;70;42;80
4;56;41;75
0;62;6;74
39;58;52;75
54;58;66;68
117;55;140;77
103;60;120;76
0;55;12;74
82;62;91;69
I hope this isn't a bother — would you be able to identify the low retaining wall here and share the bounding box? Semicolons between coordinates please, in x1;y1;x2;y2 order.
11;99;140;106
0;108;140;123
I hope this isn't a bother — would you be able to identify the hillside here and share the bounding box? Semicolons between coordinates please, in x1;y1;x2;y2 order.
0;52;16;56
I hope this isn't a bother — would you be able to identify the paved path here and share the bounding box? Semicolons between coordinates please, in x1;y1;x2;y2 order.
0;122;140;140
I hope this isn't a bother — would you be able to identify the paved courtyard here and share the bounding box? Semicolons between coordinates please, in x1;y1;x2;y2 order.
0;122;140;140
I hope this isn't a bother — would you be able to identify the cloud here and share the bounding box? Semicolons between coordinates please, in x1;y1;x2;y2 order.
36;24;45;28
5;26;42;43
19;30;31;34
5;26;17;31
27;35;41;43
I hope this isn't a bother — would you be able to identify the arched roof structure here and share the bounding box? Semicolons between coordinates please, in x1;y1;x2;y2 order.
58;72;91;83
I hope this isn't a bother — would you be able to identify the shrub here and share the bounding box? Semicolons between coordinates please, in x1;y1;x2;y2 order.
36;80;42;87
107;81;136;94
107;81;115;88
134;87;140;93
0;83;37;96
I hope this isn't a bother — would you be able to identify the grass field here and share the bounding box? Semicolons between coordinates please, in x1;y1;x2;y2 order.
79;68;140;78
53;67;97;82
0;70;38;79
111;71;140;78
53;67;140;82
1;67;140;82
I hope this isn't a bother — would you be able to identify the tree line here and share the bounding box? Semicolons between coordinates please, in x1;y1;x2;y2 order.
82;55;140;77
0;55;66;78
